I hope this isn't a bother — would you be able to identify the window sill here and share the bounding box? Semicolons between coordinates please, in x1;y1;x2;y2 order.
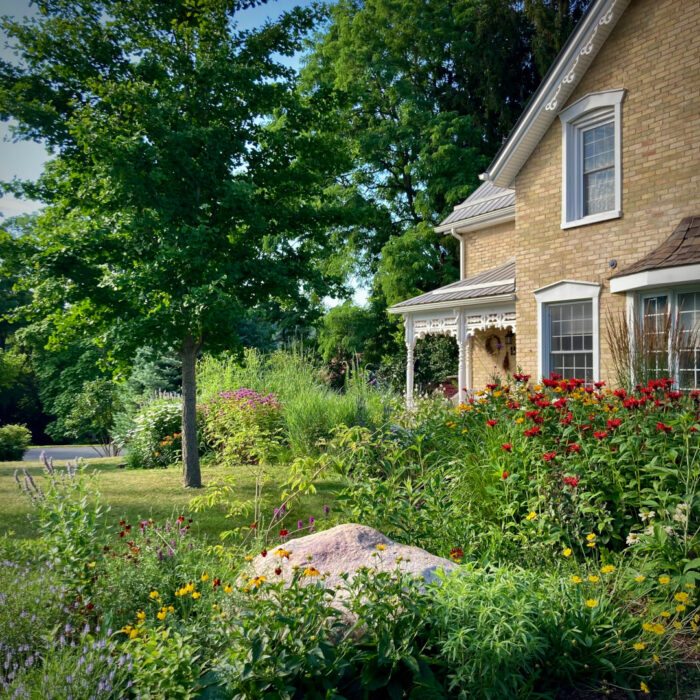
561;209;621;230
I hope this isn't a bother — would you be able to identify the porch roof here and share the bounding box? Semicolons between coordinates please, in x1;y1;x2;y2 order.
388;258;515;312
611;216;700;278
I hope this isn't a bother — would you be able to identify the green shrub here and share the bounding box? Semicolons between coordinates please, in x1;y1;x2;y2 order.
200;388;282;466
0;423;31;461
117;398;182;469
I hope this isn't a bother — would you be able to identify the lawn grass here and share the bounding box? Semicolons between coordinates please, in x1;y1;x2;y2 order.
2;456;344;542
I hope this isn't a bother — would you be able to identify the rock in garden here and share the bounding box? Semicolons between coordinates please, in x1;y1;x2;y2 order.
247;523;456;591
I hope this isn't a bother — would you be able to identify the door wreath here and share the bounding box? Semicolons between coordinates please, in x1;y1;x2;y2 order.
484;333;502;356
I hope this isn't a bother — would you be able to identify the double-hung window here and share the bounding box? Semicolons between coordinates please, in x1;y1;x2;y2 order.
535;281;601;383
559;90;625;228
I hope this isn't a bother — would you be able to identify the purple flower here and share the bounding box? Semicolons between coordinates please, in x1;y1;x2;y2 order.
297;520;303;530
309;516;314;525
323;505;330;515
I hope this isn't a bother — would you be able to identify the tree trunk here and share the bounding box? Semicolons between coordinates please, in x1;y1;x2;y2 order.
181;333;202;488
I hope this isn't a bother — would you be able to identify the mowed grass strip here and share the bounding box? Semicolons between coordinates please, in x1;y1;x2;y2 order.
1;457;343;541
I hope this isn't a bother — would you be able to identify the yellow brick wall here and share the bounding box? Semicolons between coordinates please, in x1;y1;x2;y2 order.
461;220;516;278
465;0;700;386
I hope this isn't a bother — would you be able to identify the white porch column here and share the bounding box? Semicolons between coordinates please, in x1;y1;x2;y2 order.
457;310;471;400
405;314;416;407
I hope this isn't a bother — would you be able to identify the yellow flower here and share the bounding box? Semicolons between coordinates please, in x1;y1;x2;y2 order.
129;629;138;639
136;611;146;621
516;417;524;424
652;623;665;635
588;575;599;583
86;561;96;568
533;385;542;392
676;604;687;612
185;582;194;593
640;681;650;694
585;599;598;608
586;533;596;542
247;576;267;588
571;575;583;583
244;555;254;562
633;642;646;650
601;565;615;574
658;576;671;585
375;544;386;551
157;611;166;620
635;576;646;582
192;591;201;599
661;611;671;618
201;573;209;582
692;621;698;631
642;622;654;632
274;549;291;558
121;625;132;634
563;548;572;557
686;583;696;589
303;567;320;577
493;391;502;398
461;429;468;434
674;592;690;604
149;590;160;599
526;511;537;521
653;654;660;663
224;585;233;594
168;606;174;613
586;542;596;548
673;621;682;630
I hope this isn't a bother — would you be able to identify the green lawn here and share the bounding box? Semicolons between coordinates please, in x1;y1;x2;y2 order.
2;457;343;541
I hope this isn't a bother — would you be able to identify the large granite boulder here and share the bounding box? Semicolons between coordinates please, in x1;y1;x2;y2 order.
246;523;456;591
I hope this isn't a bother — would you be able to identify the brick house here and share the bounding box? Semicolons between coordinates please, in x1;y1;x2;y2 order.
389;0;700;400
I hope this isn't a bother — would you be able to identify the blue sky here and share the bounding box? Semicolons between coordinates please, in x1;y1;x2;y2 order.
0;0;317;220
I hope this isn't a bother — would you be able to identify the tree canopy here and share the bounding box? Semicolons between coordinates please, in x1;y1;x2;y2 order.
0;0;351;485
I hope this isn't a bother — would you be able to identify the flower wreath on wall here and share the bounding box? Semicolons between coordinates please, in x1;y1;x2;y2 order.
485;333;502;357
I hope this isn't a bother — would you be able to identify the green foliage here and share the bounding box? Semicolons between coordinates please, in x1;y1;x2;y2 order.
200;389;282;467
429;565;645;698
62;377;122;454
16;455;111;599
118;398;182;469
0;424;31;461
198;348;394;456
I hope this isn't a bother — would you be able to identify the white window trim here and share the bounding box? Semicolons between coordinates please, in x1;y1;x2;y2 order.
610;264;700;293
559;89;625;229
534;280;602;382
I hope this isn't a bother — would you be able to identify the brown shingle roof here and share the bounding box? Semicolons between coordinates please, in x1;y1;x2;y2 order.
611;216;700;278
389;258;515;310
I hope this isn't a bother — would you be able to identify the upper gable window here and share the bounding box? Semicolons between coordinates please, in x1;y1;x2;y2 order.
559;89;625;229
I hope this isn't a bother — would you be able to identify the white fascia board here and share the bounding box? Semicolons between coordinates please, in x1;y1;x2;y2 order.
481;0;630;189
610;264;700;293
437;279;515;294
434;206;515;235
388;293;516;315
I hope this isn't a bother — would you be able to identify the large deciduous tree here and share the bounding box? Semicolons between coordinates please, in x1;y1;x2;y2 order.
0;0;349;487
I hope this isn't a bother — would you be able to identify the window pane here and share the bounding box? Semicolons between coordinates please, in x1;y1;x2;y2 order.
583;123;614;172
679;292;700;389
548;301;594;382
584;168;614;215
582;122;615;216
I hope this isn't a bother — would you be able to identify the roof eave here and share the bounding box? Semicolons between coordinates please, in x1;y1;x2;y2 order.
480;0;631;189
435;206;515;235
388;292;516;315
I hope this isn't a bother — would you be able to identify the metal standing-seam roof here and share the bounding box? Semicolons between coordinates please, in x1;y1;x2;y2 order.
437;181;515;229
389;258;516;311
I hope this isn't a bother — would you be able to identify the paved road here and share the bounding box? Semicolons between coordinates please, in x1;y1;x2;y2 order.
23;446;122;461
